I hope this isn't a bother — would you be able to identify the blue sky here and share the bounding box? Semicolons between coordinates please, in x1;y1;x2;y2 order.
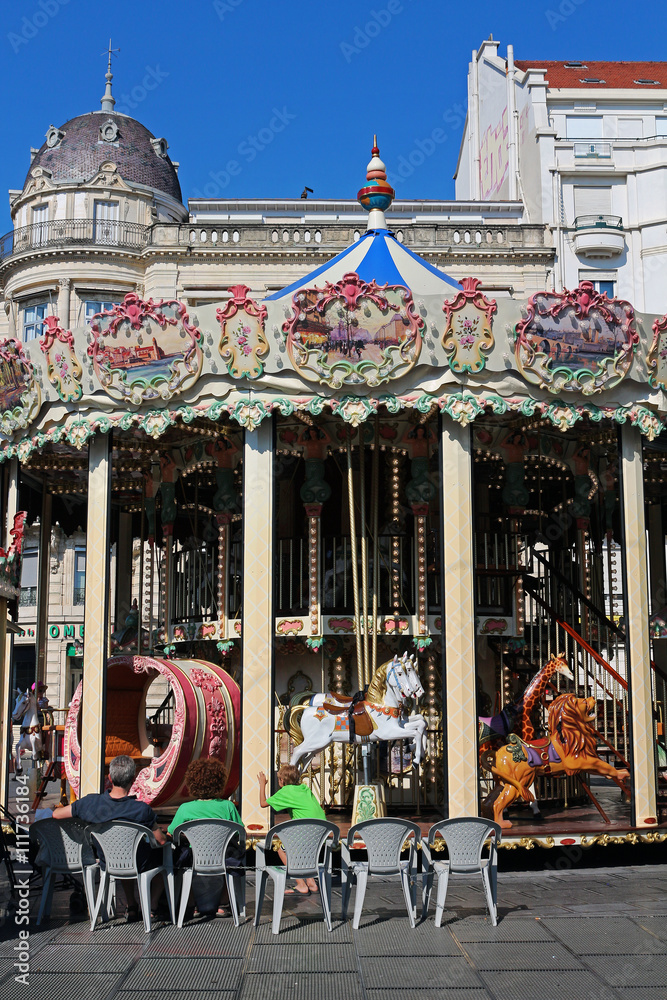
1;0;666;230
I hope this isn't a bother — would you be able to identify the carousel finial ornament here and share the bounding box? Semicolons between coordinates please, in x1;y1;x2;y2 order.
357;136;395;231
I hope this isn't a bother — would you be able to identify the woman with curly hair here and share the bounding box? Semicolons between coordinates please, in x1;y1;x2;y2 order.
168;758;243;916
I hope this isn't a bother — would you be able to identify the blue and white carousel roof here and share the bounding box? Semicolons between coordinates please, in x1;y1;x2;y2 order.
266;139;460;301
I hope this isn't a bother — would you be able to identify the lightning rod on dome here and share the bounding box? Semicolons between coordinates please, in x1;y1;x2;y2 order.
100;38;120;113
357;136;395;232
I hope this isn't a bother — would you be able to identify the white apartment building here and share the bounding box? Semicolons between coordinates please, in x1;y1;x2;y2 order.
455;39;667;312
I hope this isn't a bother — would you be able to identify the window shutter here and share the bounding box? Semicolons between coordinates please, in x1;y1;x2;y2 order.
574;186;612;218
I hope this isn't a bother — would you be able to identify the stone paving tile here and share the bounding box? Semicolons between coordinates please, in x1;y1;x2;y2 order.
542;916;667;954
0;972;125;1000
30;943;143;973
585;955;667;988
239;972;364;1000
247;943;357;972
353;918;461;956
254;916;352;943
121;957;244;991
143;919;252;957
450;916;554;942
366;992;493;1000
458;940;584;971
478;970;620;1000
360;956;482;989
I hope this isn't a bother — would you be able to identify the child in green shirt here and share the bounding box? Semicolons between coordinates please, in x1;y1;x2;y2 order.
258;764;326;894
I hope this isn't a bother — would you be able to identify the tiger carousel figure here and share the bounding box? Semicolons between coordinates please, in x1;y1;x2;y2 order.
483;690;631;829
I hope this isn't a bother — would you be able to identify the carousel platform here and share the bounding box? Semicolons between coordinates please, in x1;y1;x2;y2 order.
2;850;667;999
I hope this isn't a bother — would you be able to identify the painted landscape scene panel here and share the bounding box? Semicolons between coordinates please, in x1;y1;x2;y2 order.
293;297;412;367
523;305;626;372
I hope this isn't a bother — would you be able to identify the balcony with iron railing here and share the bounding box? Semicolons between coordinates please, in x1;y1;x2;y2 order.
0;219;151;263
573;214;625;259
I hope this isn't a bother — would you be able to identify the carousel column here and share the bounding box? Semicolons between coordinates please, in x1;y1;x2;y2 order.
441;419;478;817
159;453;178;644
620;425;657;826
57;278;71;330
0;460;18;809
35;486;52;689
80;434;112;796
241;419;274;827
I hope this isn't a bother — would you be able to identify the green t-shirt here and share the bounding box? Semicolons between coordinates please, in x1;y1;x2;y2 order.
167;798;242;835
266;783;326;820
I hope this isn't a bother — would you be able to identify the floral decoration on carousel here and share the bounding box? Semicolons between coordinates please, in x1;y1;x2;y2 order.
39;316;83;402
284;272;424;389
216;284;269;379
514;281;638;395
442;277;497;374
87;292;203;405
647;311;667;392
0;338;41;436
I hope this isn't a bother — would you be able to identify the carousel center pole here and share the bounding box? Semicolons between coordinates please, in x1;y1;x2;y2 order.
346;436;364;692
0;460;18;811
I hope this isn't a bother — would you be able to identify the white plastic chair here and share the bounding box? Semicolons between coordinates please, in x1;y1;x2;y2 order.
171;818;246;927
421;817;502;927
29;818;97;926
87;820;176;932
341;818;421;929
254;819;339;935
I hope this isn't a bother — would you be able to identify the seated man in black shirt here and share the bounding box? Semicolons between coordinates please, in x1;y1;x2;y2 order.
53;754;168;918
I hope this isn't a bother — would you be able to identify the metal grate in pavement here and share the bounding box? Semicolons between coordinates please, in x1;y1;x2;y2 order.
116;994;236;1000
55;921;151;944
353;920;460;956
0;973;124;1000
0;959;19;984
254;918;352;944
365;991;492;1000
239;973;364;1000
31;943;142;973
451;917;553;943
584;955;667;988
247;944;357;973
121;957;243;991
143;920;252;957
631;918;667;942
360;956;481;989
460;941;584;971
0;927;56;957
543;917;667;954
478;970;619;1000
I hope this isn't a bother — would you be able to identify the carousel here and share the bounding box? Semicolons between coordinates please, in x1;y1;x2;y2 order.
2;139;667;850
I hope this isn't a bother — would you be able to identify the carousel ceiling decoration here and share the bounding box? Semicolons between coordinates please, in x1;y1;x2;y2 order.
283;272;424;389
40;315;83;402
0;338;41;436
647;312;667;392
514;281;638;395
88;292;203;405
442;277;497;374
216;284;269;380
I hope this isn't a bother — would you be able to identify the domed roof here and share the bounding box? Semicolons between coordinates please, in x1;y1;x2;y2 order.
24;112;182;203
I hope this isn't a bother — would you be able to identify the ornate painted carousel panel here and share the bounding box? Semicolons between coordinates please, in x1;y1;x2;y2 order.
88;292;203;404
514;282;638;395
284;273;424;389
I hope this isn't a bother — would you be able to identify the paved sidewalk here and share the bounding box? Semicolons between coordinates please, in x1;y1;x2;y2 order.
1;864;667;999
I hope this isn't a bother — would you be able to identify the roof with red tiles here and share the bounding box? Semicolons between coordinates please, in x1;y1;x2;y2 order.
24;113;182;203
514;60;667;89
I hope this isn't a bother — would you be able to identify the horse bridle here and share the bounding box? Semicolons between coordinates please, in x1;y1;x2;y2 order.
387;658;412;700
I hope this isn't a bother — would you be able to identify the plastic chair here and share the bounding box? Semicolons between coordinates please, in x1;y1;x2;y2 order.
171;819;246;927
341;818;421;929
87;820;176;932
29;818;97;926
254;819;339;935
421;817;502;927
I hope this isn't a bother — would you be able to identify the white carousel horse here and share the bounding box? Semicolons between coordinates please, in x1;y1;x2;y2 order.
287;656;427;771
11;688;43;775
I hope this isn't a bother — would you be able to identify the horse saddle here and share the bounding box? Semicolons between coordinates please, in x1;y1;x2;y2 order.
320;691;374;738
